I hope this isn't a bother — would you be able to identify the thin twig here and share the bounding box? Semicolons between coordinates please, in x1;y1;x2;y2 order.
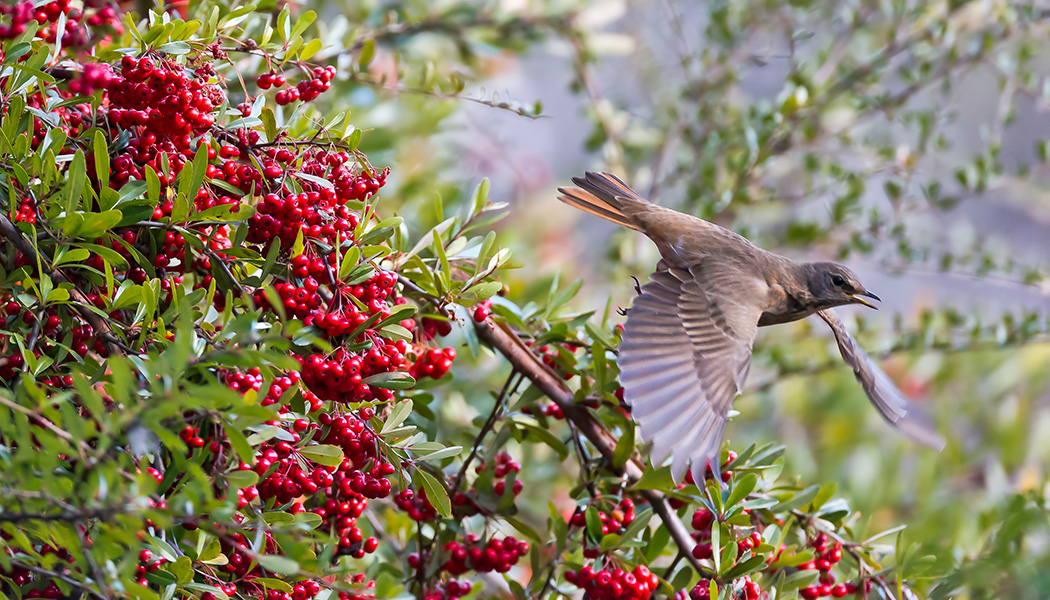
451;369;521;494
8;559;107;600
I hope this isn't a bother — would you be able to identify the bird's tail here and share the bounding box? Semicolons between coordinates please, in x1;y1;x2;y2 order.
557;172;649;231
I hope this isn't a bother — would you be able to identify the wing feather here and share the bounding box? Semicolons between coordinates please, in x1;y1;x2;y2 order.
619;260;767;484
816;310;945;450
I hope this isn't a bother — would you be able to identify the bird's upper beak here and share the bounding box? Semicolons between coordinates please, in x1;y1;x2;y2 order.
850;290;881;310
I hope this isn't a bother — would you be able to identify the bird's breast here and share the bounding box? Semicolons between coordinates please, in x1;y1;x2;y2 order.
758;281;812;327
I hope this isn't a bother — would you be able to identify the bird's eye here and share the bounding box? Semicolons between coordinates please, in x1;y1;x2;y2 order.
831;275;845;287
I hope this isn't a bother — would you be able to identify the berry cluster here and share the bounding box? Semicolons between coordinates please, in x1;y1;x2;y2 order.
11;197;36;224
565;564;657;600
420;315;454;339
451;451;523;516
273;66;336;105
394;488;439;522
680;577;761;600
525;339;579;380
798;534;859;599
135;549;168;587
0;6;484;600
440;535;530;575
0;0;120;44
569;497;638;536
420;580;472;600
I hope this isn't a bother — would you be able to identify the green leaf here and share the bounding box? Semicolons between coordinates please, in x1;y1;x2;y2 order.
357;39;376;68
298;444;344;467
723;554;766;579
725;473;758;510
612;422;635;468
416;445;463;462
585;506;603;540
180;145;210;204
618;508;653;542
93;130;110;190
413;468;451;518
290;10;316;39
225;470;258;489
260;107;277;142
380;400;413;434
291;171;333;189
256;555;299;576
517;422;568;460
54;248;90;268
810;481;838;511
364;372;416;390
157;41;191;55
773;485;821;513
631;466;673;490
471;177;490;215
65;149;86;212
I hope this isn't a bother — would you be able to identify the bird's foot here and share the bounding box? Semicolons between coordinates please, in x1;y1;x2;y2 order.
631;275;642;295
616;306;628;317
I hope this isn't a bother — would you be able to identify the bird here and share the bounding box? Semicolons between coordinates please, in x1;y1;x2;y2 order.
557;171;946;484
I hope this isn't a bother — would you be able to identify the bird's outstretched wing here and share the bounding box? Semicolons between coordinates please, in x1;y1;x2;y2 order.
816;309;946;450
619;260;767;484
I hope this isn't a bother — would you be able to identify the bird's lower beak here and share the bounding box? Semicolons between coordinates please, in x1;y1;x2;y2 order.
851;290;881;310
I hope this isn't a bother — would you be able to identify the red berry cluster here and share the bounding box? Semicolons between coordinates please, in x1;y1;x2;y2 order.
569;498;638;536
300;350;394;404
134;549;168;587
0;544;73;597
0;301;110;383
260;580;323;600
420;315;454;339
679;576;760;600
798;534;859;599
565;564;657;600
0;0;120;43
440;535;530;575
0;14;478;600
335;574;376;600
421;579;472;600
105;55;222;188
409;347;456;381
451;451;523;515
525;339;579;380
273;66;336;105
394;488;438;522
11;197;36;224
315;411;396;500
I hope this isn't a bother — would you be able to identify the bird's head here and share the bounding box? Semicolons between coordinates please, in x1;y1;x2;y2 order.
803;262;881;310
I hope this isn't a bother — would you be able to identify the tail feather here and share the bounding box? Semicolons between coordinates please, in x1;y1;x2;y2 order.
557;171;649;231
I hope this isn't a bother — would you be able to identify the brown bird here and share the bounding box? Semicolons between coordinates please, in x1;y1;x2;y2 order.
558;172;945;483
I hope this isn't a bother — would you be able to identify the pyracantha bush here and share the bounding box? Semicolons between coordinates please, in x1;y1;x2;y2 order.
0;2;994;600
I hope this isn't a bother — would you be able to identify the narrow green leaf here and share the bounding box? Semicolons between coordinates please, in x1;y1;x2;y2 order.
413;469;451;518
298;444;345;467
725;473;758;510
256;555;299;576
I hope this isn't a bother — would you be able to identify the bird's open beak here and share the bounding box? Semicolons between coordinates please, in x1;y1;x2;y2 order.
850;290;881;310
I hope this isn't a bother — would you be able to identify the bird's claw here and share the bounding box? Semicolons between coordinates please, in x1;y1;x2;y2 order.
631;275;642;295
616;306;628;317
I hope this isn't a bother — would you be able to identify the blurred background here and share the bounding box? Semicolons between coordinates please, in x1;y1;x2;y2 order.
291;0;1050;596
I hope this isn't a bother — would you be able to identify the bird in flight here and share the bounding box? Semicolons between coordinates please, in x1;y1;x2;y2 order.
558;172;945;484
